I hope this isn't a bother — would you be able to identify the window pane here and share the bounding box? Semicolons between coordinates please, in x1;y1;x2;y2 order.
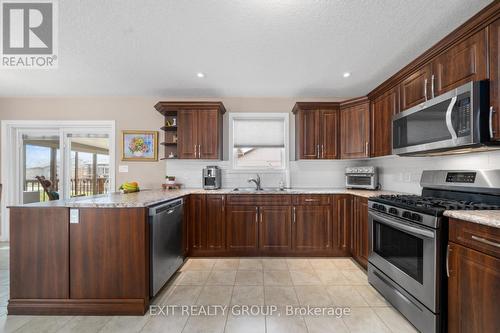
233;147;284;169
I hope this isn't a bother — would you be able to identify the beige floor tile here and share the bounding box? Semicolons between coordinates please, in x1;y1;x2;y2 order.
294;286;332;306
176;270;211;285
235;270;263;285
0;270;8;286
182;313;227;333
231;286;264;305
162;285;203;306
341;269;369;285
262;258;288;271
308;258;337;270
286;258;313;271
355;285;391;306
342;307;391;333
206;270;236;286
140;312;189;333
224;313;265;333
326;286;369;307
0;315;33;333
264;286;299;306
238;258;263;270
99;315;149;333
331;258;359;270
304;315;350;333
57;316;112;333
315;269;350;285
373;307;419;333
266;312;308;333
289;270;322;285
182;259;216;271
13;315;73;333
196;285;233;305
263;270;292;286
213;259;239;271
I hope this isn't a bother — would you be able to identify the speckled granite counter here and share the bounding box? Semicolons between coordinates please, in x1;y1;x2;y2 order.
444;210;500;229
13;188;401;208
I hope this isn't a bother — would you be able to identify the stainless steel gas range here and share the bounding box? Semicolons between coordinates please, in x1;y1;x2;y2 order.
367;169;500;333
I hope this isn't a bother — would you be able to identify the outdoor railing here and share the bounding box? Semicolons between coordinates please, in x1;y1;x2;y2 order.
24;177;109;200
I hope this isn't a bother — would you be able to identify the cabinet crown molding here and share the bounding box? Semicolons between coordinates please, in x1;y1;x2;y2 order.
155;101;226;115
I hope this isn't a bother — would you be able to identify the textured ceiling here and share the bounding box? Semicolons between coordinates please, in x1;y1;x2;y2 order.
0;0;493;97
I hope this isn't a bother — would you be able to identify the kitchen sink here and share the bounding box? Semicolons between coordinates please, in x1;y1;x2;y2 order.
231;187;286;193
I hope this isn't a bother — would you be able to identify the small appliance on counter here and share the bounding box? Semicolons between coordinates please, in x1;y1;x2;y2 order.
203;165;222;189
345;166;378;189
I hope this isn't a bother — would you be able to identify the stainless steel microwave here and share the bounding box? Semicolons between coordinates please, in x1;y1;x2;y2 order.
393;80;499;156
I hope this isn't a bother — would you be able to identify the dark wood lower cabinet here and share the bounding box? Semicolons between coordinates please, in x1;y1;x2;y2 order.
293;205;332;252
259;206;292;252
206;195;226;250
333;195;351;256
352;196;369;268
226;205;259;253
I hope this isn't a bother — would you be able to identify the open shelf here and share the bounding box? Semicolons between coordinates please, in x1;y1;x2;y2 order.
160;142;177;146
161;126;178;131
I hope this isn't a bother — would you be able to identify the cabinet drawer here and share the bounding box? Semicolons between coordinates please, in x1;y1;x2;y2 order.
226;194;292;206
293;195;331;205
449;218;500;259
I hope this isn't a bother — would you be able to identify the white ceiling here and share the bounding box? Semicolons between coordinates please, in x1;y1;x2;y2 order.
0;0;492;97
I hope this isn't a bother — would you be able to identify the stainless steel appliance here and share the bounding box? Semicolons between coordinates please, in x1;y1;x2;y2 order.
368;169;500;333
203;165;222;189
393;80;499;156
149;198;184;297
345;166;378;190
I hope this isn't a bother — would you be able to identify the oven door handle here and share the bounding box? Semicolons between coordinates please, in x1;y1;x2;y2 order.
369;211;435;239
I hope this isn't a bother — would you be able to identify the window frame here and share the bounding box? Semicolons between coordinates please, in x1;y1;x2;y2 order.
228;112;289;172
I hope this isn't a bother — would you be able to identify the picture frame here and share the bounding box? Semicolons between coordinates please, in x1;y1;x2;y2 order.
121;130;158;161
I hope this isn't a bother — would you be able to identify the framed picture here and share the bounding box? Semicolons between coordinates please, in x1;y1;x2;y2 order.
122;130;158;161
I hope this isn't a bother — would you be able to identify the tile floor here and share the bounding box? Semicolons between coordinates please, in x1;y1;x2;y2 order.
0;246;419;333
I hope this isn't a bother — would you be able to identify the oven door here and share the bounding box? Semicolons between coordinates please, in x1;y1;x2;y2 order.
368;210;438;312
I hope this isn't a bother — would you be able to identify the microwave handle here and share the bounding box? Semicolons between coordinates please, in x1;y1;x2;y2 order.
445;96;458;140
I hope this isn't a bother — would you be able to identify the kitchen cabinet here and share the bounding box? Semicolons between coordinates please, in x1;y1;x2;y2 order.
226;205;260;253
371;87;399;157
188;194;206;250
340;99;370;159
399;64;432;111
259;206;292;252
155;102;226;160
293;205;332;252
206;195;226;250
490;18;500;141
293;103;340;159
188;194;226;254
333;195;352;256
448;218;500;333
351;196;369;268
432;29;487;97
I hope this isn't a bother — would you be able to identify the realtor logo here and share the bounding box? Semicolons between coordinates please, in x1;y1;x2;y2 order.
1;0;58;68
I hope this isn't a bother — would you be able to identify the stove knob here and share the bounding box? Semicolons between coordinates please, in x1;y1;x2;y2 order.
402;211;412;219
411;213;422;222
389;207;398;215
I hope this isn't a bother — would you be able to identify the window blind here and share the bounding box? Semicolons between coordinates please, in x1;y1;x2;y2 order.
233;118;285;148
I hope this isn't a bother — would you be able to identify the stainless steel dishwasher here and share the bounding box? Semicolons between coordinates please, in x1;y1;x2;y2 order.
149;198;184;297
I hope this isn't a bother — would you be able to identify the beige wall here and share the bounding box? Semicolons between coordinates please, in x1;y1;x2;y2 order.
0;96;341;190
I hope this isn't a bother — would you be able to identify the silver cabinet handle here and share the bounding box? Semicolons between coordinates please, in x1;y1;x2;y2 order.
471;235;500;248
321;145;324;158
198;144;201;158
293;207;296;224
424;78;428;101
194;144;197;158
255;207;258;223
365;142;369;156
304;198;319;202
431;74;435;99
446;244;450;278
490;106;496;139
316;145;320;159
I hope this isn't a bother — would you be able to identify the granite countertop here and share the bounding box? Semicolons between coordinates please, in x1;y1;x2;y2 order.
443;210;500;229
13;188;400;208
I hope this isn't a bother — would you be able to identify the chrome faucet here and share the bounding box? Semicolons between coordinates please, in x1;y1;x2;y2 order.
247;174;262;191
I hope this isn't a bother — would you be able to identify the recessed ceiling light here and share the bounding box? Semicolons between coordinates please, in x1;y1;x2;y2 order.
196;72;205;78
343;72;351;78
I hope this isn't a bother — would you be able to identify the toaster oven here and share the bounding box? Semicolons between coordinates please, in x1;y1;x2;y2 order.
345;166;378;190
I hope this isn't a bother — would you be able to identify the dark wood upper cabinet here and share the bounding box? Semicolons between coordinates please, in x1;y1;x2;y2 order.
206;195;226;250
370;87;399;157
432;29;488;97
293;103;339;159
259;206;292;252
490;18;500;141
399;64;432;111
340;99;370;159
333;195;351;256
293;205;332;251
226;205;259;251
155;102;225;160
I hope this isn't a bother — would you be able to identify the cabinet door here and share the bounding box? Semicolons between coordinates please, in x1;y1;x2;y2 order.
399;64;432;111
320;109;339;159
259;206;292;252
351;197;359;257
293;205;332;251
340;102;370;159
70;208;147;299
448;243;500;333
198;109;220;159
333;195;351;255
177;110;198;159
490;19;500;141
432;29;487;97
371;88;398;157
296;110;319;159
189;194;206;250
206;195;225;250
226;205;259;251
357;197;369;267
